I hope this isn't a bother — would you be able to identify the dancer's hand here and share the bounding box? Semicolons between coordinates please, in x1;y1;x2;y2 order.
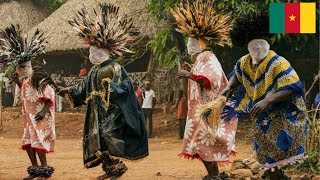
35;110;46;121
35;99;51;121
250;99;270;119
183;62;192;71
178;70;190;79
101;78;112;88
221;86;231;99
9;73;19;85
196;79;206;87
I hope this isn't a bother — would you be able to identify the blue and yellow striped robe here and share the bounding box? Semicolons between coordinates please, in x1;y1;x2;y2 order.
234;50;308;169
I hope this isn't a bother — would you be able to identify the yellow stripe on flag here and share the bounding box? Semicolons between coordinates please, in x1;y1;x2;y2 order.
300;3;316;33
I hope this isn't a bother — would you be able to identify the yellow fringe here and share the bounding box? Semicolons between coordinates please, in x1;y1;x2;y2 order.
83;150;104;169
84;78;112;108
199;96;226;131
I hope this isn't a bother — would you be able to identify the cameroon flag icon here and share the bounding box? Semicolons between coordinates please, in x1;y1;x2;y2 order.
269;2;316;34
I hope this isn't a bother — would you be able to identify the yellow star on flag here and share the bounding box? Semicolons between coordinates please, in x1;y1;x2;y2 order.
289;14;296;21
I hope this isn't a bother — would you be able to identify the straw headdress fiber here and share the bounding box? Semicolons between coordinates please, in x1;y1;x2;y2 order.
68;3;139;57
170;0;231;47
0;24;46;66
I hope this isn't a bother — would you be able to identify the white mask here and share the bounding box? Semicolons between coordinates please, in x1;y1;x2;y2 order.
89;46;110;65
187;37;202;55
16;61;33;78
248;39;270;65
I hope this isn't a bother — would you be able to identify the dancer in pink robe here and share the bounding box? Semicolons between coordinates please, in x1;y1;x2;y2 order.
20;74;55;154
0;24;55;180
178;38;238;179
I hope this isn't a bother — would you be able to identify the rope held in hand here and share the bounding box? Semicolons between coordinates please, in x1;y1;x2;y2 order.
84;78;112;108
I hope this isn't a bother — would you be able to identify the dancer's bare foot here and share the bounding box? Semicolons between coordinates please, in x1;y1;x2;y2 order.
96;173;110;180
33;177;49;180
202;175;221;180
99;162;127;179
24;166;38;180
219;172;230;180
203;161;219;176
23;174;37;180
262;169;291;180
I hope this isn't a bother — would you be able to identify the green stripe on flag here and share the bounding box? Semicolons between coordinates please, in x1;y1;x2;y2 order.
269;3;284;33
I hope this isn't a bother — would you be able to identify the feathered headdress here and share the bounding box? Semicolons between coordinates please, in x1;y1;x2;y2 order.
0;24;46;66
170;0;231;46
230;10;270;46
68;3;139;57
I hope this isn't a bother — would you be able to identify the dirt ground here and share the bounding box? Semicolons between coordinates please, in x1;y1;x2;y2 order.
0;107;311;179
0;107;179;139
0;137;254;180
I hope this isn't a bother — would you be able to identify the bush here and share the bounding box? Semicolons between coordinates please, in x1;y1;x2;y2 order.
31;0;68;10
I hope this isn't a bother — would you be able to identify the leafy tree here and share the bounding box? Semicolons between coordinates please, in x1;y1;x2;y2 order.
0;0;68;10
0;0;10;3
147;0;187;69
31;0;68;10
148;28;183;69
147;0;319;69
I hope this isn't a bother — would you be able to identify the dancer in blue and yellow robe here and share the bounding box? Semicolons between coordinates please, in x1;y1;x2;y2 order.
224;10;309;179
234;49;307;164
223;40;308;179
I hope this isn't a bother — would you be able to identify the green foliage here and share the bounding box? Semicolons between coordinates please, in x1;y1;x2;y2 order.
115;38;152;67
31;0;68;10
0;0;10;3
214;0;257;17
0;0;67;10
116;47;146;67
147;0;188;69
147;0;179;20
147;0;297;20
285;150;320;174
147;0;319;68
285;97;320;175
148;28;182;69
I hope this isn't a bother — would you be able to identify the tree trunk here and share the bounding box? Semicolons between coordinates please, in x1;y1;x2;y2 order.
167;14;189;94
146;53;157;83
167;14;186;54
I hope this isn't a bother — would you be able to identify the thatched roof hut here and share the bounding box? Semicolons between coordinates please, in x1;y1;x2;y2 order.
0;0;51;32
29;0;159;74
29;0;160;52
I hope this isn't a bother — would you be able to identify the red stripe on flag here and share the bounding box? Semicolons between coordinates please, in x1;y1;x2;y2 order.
285;3;300;33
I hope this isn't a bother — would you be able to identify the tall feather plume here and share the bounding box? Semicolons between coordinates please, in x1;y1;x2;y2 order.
0;24;46;66
68;3;139;57
170;0;231;46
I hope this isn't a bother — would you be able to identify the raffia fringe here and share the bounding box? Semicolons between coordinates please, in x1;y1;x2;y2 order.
21;144;54;154
178;153;233;167
84;78;112;108
199;96;227;131
261;153;307;171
